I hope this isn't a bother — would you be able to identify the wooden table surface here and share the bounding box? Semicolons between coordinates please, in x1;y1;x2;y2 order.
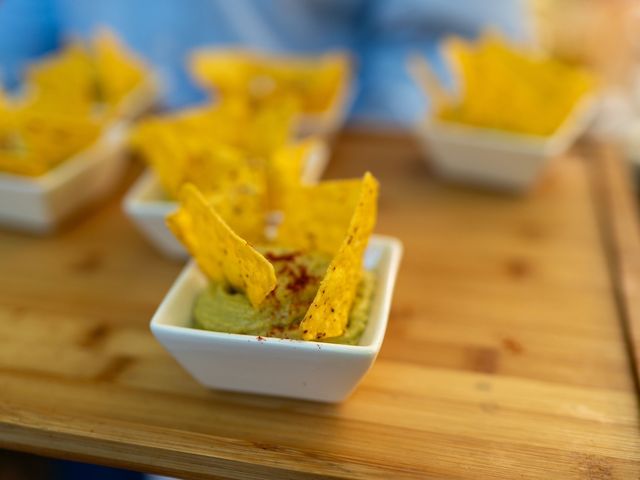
0;132;638;479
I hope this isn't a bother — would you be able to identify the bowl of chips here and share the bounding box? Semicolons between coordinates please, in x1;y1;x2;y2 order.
189;49;354;139
19;30;158;122
0;31;157;232
0;123;129;232
412;35;597;192
151;173;403;402
124;102;329;259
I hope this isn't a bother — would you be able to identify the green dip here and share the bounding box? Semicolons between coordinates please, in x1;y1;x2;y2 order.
192;249;375;345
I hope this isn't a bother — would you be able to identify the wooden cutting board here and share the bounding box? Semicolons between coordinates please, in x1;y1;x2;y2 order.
0;131;638;479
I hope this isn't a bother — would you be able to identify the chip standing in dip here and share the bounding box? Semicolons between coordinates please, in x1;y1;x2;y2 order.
194;250;376;344
166;172;379;344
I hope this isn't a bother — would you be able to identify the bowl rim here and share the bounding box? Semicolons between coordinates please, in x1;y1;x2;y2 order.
0;75;158;191
123;139;330;217
422;93;597;150
0;122;128;191
150;234;403;355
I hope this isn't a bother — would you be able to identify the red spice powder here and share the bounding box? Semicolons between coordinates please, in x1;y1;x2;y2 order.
264;251;301;262
286;265;313;293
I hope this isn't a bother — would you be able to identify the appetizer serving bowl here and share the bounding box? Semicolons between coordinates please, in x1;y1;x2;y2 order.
0;123;129;233
0;78;159;233
123;140;330;259
150;234;403;403
415;95;597;192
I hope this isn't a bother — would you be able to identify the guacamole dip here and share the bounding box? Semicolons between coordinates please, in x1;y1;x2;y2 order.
193;249;375;345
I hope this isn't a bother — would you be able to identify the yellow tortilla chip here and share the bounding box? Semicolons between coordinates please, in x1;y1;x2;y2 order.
266;137;318;211
93;29;145;106
208;97;296;157
190;49;256;97
0;109;102;176
24;43;97;116
299;172;379;340
167;184;276;307
206;186;267;245
22;31;145;117
131;100;295;196
189;49;349;114
437;34;594;136
146;99;295;159
131;116;269;214
130;120;187;197
276;176;362;256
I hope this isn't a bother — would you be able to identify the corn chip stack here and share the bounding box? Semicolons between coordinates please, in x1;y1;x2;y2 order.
435;34;595;136
0;31;146;176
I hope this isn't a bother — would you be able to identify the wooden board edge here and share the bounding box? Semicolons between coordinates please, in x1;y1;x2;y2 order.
588;141;640;394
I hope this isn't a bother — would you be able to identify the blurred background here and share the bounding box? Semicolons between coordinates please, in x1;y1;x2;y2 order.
2;0;639;147
0;0;536;125
1;0;639;478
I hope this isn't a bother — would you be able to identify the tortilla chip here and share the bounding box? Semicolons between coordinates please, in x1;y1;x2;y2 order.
266;138;319;211
131;100;294;198
93;29;145;106
189;49;256;96
24;43;97;116
438;34;594;136
22;31;144;116
276;176;362;256
0;109;102;176
206;186;267;245
149;97;295;157
167;184;276;307
189;49;349;114
130;120;187;197
208;97;296;157
132;117;261;188
299;172;379;340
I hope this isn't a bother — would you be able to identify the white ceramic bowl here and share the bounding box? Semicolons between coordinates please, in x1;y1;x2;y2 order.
150;235;403;403
0;78;159;233
415;95;597;192
123;141;330;259
0;124;130;233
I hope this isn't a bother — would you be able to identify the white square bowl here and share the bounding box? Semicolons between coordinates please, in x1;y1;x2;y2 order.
150;234;403;403
0;123;130;233
415;95;597;192
123;140;330;259
0;77;160;233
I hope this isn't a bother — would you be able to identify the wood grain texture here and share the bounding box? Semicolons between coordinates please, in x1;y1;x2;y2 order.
0;131;638;479
590;142;640;387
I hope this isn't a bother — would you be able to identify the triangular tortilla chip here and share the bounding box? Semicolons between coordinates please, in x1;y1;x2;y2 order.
93;29;145;106
207;187;267;245
266;137;319;211
189;49;349;114
437;34;594;136
167;184;276;307
131;116;269;195
276;177;362;256
23;42;97;116
299;172;379;340
0;108;102;176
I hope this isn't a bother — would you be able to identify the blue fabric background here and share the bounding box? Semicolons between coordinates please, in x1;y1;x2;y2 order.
0;0;530;125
